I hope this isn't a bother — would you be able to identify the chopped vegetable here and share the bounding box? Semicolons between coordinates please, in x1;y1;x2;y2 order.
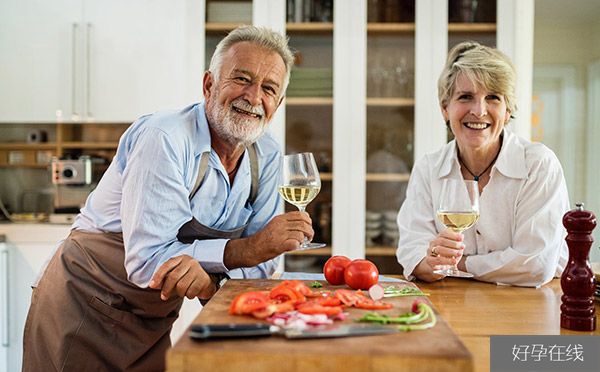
383;285;429;298
310;281;323;288
368;284;385;301
357;300;436;332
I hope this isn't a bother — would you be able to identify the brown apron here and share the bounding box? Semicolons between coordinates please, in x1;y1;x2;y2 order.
22;146;259;372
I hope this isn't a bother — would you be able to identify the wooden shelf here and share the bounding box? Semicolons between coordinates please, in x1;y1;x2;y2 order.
448;23;496;33
366;173;410;182
0;143;57;150
367;23;415;34
286;97;333;106
320;172;332;181
286;22;333;34
0;163;49;169
205;22;248;34
286;246;397;257
61;142;119;149
367;98;414;107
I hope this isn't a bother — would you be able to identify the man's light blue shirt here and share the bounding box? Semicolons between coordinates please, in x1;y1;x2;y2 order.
73;102;282;287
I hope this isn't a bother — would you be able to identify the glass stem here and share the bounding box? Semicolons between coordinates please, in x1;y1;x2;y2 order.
297;206;309;245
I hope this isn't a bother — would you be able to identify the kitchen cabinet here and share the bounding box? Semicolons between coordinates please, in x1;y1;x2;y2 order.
0;224;200;372
0;0;204;123
0;224;69;372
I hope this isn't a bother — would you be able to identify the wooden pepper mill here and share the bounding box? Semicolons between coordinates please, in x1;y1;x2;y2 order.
560;203;596;331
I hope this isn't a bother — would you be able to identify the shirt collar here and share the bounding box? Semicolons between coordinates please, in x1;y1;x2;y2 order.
436;129;528;180
194;101;213;156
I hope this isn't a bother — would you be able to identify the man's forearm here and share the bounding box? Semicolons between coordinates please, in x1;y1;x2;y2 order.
223;237;258;269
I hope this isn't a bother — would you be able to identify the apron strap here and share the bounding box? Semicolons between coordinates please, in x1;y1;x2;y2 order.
189;143;260;204
189;151;210;201
247;143;259;205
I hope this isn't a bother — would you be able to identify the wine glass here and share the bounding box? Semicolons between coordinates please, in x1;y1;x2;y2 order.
279;152;326;250
434;179;479;278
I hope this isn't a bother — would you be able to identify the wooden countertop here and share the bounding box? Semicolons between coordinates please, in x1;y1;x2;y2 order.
167;278;598;372
168;279;472;372
417;278;599;372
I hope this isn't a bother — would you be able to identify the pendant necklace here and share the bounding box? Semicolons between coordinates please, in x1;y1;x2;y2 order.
457;146;501;182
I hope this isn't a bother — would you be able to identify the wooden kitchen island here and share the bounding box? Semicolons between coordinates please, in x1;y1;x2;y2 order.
167;278;598;372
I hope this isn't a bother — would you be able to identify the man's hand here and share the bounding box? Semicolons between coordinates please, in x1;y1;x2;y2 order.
224;211;313;268
148;255;216;301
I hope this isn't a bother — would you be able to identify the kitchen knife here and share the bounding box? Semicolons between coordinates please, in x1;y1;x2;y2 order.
189;323;397;340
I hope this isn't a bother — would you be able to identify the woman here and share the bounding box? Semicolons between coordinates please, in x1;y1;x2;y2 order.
396;41;569;287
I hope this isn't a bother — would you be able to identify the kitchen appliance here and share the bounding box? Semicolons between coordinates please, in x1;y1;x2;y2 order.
51;156;97;215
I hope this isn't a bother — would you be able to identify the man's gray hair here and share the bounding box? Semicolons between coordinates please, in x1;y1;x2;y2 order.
208;25;295;93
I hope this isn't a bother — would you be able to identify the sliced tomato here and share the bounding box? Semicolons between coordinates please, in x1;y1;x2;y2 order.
278;280;314;297
334;289;363;307
354;299;393;310
296;302;343;316
269;285;306;304
229;291;270;315
252;301;295;319
314;296;342;307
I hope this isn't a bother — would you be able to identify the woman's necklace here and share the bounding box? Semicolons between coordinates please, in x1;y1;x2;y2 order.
457;145;501;182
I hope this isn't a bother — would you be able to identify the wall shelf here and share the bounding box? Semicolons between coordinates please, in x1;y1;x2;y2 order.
367;98;415;107
367;23;415;34
286;97;333;106
448;23;496;33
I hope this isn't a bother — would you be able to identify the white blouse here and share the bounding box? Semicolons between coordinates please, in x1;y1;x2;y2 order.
396;129;569;287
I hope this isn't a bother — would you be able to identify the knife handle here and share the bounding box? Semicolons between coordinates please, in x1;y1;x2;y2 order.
190;323;273;339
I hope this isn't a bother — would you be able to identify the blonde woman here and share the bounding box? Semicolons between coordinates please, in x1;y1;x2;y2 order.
396;41;569;287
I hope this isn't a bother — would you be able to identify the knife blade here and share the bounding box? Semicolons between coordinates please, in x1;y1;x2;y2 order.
189;323;397;340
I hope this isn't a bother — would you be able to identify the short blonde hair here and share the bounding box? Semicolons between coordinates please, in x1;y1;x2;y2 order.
438;41;517;116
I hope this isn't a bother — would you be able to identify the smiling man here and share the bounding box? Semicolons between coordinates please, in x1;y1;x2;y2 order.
23;26;313;371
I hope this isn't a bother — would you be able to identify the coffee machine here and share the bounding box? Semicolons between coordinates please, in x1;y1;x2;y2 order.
50;156;97;223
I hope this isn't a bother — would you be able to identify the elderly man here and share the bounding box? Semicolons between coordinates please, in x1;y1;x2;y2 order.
23;26;310;371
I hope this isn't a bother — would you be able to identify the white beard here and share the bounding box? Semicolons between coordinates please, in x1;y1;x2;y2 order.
207;97;268;146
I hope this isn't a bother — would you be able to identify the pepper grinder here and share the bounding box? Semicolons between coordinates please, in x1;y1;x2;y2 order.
560;203;596;331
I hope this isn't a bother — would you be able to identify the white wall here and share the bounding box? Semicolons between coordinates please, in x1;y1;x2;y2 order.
533;4;600;261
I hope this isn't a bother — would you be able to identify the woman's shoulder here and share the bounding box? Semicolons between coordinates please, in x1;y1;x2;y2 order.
509;131;562;172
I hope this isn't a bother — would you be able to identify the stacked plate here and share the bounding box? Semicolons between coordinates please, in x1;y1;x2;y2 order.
382;210;399;247
287;68;333;97
365;211;382;247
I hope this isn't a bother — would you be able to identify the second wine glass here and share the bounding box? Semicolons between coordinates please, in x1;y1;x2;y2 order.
434;178;479;278
278;152;326;250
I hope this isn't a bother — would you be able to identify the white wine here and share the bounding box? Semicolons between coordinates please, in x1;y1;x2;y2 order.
437;211;479;232
278;185;320;209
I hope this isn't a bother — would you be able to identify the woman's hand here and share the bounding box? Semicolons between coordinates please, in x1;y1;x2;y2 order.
149;255;216;301
413;228;465;282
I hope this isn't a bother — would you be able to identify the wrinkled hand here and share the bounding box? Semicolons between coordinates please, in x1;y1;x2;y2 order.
148;255;216;301
224;211;313;268
413;228;465;282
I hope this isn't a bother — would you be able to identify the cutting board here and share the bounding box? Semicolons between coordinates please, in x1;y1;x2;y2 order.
167;279;473;372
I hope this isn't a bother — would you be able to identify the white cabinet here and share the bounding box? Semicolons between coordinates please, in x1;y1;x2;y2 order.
0;224;70;372
0;0;204;123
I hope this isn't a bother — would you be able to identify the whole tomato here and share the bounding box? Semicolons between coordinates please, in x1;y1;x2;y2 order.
344;259;379;290
323;256;352;285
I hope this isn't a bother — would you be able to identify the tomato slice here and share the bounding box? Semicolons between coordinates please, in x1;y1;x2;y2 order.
354;299;393;310
314;296;342;307
269;285;306;304
252;301;295;319
334;289;363;306
278;280;314;297
296;302;343;316
229;291;270;315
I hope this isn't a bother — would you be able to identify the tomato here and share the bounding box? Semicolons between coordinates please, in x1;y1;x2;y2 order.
269;285;306;304
278;280;314;297
343;259;379;290
228;291;270;315
323;255;351;285
296;302;343;316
